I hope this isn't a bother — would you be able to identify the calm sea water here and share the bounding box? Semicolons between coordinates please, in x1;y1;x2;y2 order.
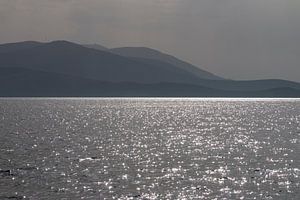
0;98;299;200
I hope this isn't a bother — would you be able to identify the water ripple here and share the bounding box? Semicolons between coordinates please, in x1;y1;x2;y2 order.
0;98;299;199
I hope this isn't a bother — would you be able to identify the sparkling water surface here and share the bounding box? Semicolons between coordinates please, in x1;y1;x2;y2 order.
0;98;299;199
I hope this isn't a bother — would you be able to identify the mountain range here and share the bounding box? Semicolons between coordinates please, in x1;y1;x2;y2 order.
0;40;299;97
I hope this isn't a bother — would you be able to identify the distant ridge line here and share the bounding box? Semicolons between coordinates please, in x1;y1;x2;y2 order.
0;40;299;97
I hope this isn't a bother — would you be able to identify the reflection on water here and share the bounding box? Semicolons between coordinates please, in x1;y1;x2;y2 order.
0;98;299;199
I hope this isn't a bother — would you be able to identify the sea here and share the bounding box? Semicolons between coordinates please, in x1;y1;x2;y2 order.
0;98;299;200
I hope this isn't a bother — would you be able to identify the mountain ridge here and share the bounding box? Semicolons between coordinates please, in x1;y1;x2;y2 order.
0;40;208;84
109;47;223;80
0;40;299;97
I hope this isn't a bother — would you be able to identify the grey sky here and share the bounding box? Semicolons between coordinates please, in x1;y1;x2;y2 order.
0;0;299;82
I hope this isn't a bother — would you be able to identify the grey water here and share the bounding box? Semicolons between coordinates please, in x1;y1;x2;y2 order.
0;98;299;200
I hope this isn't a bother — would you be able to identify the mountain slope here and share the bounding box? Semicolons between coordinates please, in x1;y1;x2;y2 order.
0;41;300;95
1;68;299;97
0;41;205;84
110;47;223;80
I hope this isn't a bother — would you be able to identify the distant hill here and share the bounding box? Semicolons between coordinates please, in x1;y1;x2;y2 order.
0;40;207;84
109;47;223;80
1;68;299;97
182;79;300;91
0;40;300;97
86;44;300;91
85;44;223;80
82;45;222;80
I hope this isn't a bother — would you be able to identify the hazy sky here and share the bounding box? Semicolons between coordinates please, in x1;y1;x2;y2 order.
1;0;300;82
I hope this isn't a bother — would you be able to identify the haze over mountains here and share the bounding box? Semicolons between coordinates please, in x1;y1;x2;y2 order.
0;40;300;97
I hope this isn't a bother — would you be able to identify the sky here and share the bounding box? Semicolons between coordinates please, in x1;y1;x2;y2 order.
0;0;300;82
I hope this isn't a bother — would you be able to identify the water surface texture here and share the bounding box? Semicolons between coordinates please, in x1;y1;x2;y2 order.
0;98;299;199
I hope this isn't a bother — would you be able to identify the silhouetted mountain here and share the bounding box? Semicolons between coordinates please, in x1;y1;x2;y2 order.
0;40;205;84
84;43;225;81
1;68;299;97
110;47;223;80
0;40;300;97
